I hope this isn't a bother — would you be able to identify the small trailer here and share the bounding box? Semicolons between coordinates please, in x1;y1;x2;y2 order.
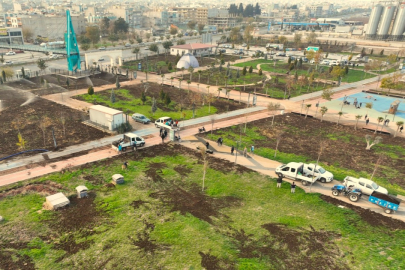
368;191;401;214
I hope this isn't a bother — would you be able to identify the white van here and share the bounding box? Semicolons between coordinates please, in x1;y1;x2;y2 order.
343;176;388;195
112;132;145;151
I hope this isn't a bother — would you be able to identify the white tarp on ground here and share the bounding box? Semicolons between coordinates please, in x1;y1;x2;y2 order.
45;192;70;210
176;53;199;69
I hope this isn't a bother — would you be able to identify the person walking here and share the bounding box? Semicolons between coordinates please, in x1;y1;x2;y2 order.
364;114;367;120
366;118;370;125
217;137;222;146
243;147;247;157
291;182;296;193
118;144;122;154
400;126;403;133
386;119;390;126
206;142;210;149
277;175;282;188
250;145;255;156
231;145;235;155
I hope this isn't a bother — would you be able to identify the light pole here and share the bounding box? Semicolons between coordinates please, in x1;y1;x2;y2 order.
234;141;240;164
340;94;347;112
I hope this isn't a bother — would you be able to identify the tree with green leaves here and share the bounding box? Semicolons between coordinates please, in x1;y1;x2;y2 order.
187;21;197;30
242;66;247;76
159;89;166;101
337;111;343;125
258;68;262;76
88;86;94;95
394;121;404;137
132;47;140;59
114;18;129;33
141;91;146;105
116;76;120;89
321;89;333;101
320;106;328;122
248;66;253;73
375;117;384;134
149;44;159;55
1;70;6;82
177;39;186;45
65;78;70;89
164;93;171;106
85;26;100;45
37;58;47;74
162;41;173;56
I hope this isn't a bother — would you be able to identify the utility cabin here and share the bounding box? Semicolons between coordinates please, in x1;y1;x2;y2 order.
89;105;124;131
76;186;88;198
44;193;70;210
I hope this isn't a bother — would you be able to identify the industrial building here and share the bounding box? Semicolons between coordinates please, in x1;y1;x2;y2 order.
365;2;405;40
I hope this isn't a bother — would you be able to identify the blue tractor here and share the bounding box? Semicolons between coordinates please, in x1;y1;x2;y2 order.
331;184;362;202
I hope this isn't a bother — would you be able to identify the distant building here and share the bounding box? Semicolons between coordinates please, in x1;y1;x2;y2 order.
170;43;216;56
19;14;86;40
0;27;23;45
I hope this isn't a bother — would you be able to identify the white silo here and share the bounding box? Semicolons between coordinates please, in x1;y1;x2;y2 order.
391;4;405;40
366;4;383;37
377;5;396;38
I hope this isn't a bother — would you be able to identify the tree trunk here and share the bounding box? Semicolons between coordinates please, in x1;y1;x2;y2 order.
374;123;380;134
355;119;359;130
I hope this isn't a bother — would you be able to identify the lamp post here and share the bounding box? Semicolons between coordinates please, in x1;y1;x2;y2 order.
234;140;240;164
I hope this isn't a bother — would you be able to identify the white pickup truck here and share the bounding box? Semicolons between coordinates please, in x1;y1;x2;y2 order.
303;163;334;183
275;162;319;186
112;133;145;152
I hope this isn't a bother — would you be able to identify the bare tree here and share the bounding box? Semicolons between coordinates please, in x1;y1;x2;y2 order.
355;115;362;130
305;104;312;118
60;113;66;138
370;154;385;180
274;130;284;158
365;135;382;150
200;146;209;191
210;115;216;136
310;141;328;193
267;102;281;126
337;111;343;125
38;116;52;147
375;117;384;134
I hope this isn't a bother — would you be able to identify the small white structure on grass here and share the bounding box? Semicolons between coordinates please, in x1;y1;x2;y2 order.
89;105;124;131
176;53;200;69
112;174;124;185
0;216;4;222
76;186;88;198
44;193;70;210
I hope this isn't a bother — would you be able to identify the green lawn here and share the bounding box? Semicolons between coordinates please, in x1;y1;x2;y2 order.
75;88;220;121
1;144;404;269
190;67;264;86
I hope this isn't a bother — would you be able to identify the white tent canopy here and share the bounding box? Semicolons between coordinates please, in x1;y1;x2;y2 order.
176;53;199;69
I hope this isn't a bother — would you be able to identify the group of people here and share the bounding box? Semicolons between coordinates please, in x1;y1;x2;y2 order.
276;175;296;193
230;145;254;157
165;119;179;127
353;101;362;109
160;128;168;143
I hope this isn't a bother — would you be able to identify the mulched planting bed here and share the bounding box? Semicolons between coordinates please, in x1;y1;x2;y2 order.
0;94;110;159
122;54;242;75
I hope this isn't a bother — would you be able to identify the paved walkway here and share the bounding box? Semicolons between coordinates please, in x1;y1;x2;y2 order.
180;136;405;223
0;109;269;186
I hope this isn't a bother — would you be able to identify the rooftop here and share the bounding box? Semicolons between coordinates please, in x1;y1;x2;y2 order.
170;43;217;50
90;105;122;115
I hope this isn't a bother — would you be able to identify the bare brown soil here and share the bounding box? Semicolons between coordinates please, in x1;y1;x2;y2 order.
150;183;241;224
0;242;36;270
0;181;64;200
0;95;110;159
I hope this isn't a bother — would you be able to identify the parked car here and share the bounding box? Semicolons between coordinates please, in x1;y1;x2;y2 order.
321;60;330;65
219;49;226;53
132;113;151;124
98;57;104;61
5;51;15;56
303;164;334;183
99;47;106;50
155;116;172;128
242;43;247;47
343;176;388;196
329;60;338;66
49;54;60;59
276;52;286;57
125;43;131;47
4;60;13;65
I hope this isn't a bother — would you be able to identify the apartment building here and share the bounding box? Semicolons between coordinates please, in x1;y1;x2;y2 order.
196;8;208;25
